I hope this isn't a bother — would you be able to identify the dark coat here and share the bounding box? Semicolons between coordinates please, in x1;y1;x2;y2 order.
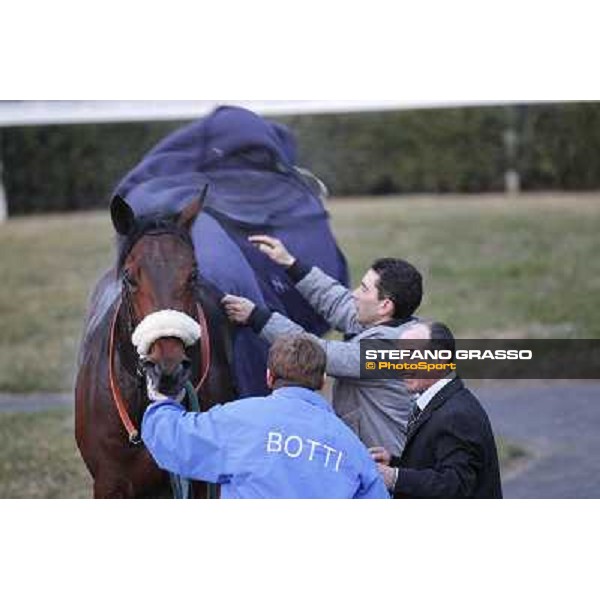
390;377;503;498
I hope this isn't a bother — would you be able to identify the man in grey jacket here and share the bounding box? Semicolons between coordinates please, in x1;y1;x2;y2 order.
222;235;423;455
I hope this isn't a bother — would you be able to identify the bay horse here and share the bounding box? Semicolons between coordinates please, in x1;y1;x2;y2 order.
75;190;236;498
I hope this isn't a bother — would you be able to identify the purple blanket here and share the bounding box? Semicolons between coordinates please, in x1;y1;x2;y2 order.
114;105;349;396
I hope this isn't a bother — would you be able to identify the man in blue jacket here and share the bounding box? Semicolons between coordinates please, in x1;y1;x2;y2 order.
142;335;389;499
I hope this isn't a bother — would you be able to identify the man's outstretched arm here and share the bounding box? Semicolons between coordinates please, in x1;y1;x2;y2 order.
222;295;365;379
249;234;363;335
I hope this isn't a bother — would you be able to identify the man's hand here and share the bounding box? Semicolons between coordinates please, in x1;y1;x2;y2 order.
222;294;256;325
146;375;186;403
377;464;399;492
369;446;392;466
248;235;296;267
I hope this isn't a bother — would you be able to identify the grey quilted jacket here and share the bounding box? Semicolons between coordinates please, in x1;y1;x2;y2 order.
257;266;418;455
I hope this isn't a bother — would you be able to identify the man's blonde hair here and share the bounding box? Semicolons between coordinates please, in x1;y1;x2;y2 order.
267;335;326;390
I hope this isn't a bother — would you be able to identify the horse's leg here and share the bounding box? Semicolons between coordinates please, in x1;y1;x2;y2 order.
190;481;221;499
93;474;135;499
129;454;172;498
93;452;164;498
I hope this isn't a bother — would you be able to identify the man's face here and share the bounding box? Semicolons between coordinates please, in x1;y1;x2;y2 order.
399;324;435;394
352;269;393;326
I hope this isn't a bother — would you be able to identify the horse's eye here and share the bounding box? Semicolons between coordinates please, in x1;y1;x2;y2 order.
123;271;138;291
188;271;198;287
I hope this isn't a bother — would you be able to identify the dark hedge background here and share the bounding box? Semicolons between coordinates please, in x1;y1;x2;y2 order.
3;102;600;215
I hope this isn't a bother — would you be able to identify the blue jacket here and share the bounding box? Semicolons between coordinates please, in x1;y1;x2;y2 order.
141;386;389;499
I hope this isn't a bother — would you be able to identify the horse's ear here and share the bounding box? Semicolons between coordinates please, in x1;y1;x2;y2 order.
177;184;207;231
110;194;136;236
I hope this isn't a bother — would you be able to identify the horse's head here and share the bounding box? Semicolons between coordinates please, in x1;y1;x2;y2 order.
110;190;206;397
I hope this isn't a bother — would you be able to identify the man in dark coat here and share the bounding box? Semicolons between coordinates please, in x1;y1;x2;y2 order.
370;321;503;498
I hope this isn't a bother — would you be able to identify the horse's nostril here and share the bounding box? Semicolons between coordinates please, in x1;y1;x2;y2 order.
144;357;190;393
173;362;190;379
143;360;156;373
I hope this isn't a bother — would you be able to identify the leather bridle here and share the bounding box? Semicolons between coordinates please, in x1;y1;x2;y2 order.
108;276;212;445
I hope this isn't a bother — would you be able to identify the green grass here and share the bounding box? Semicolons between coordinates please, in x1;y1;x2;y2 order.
0;408;91;498
0;212;113;392
328;193;600;339
1;192;599;393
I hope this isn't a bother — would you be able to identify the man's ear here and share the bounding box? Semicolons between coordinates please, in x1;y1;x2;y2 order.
266;368;276;390
320;373;327;391
380;297;395;319
110;194;135;236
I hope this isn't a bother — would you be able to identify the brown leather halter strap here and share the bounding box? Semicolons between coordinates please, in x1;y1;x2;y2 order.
108;298;211;444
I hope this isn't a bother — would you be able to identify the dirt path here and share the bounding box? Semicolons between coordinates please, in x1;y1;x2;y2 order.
0;393;72;412
474;382;600;498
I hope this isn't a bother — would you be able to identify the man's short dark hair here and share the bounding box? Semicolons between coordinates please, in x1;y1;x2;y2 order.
267;335;326;390
371;258;423;319
429;321;456;357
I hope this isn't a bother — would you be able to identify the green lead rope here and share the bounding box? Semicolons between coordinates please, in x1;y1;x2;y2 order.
169;381;219;500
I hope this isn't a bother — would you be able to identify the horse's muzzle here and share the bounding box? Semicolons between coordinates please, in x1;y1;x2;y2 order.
143;358;192;396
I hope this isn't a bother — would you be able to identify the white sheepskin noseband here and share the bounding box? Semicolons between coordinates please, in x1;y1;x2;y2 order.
131;309;201;358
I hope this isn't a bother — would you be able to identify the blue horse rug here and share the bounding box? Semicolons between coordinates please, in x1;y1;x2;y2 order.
114;105;349;397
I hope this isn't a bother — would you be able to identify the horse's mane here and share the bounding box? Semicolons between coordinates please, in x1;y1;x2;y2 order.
116;213;195;272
